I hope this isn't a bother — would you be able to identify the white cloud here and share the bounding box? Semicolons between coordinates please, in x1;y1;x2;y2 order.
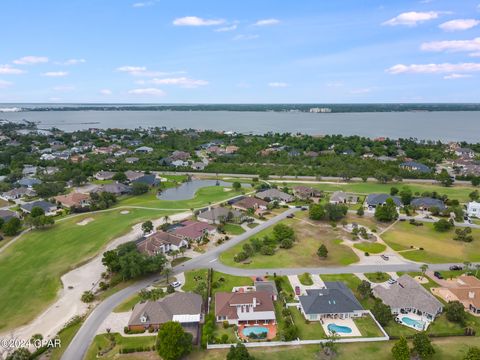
350;88;372;94
100;89;112;95
215;24;237;32
421;37;480;56
128;88;166;96
254;18;280;26
132;1;154;7
116;65;174;77
387;62;480;74
13;56;48;65
52;85;75;91
443;73;473;79
440;19;480;31
326;81;344;88
268;82;288;88
233;34;259;41
0;80;13;88
0;64;25;75
59;58;86;65
149;77;208;88
173;16;225;26
42;71;68;77
382;11;443;26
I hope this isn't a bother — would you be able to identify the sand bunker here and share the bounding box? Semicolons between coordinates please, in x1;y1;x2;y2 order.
223;188;232;192
120;210;130;214
77;217;94;226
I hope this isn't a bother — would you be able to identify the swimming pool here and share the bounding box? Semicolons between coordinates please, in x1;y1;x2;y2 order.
242;326;268;338
401;316;425;330
327;323;352;334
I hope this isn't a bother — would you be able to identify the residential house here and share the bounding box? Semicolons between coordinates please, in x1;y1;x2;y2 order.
0;210;17;222
455;148;475;159
133;174;160;187
171;220;216;242
22;165;37;176
365;193;402;209
435;275;480;315
215;291;276;326
373;275;443;323
1;187;36;201
298;282;365;321
171;160;188;167
125;170;145;182
410;197;446;212
125;157;139;164
94;183;132;195
329;191;358;205
136;231;188;255
292;186;323;200
135;146;154;154
170;150;191;161
467;202;480;218
255;189;294;203
54;192;90;209
253;281;278;301
191;162;206;171
225;145;239;154
304;151;319;158
94;171;116;181
232;197;268;213
17;178;42;188
400;161;431;173
21;201;58;216
197;207;245;224
128;292;203;342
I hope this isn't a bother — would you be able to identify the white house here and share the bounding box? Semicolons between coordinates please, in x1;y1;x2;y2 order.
467;202;480;218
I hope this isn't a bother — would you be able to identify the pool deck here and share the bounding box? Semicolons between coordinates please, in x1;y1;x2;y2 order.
396;312;431;331
321;318;361;337
238;323;277;341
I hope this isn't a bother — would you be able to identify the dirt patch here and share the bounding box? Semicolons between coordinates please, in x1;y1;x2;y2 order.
223;188;232;192
77;217;94;226
414;276;429;284
120;210;130;215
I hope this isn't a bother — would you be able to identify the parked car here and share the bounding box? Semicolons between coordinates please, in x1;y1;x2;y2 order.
449;265;463;271
381;255;389;261
286;214;295;218
387;278;397;285
295;286;301;295
170;281;182;288
433;271;443;279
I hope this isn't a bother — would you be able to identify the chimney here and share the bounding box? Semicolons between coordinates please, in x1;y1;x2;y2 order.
253;297;257;308
469;291;475;299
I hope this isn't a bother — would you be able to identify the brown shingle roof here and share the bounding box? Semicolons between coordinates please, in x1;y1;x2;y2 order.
233;197;268;210
54;192;90;207
215;291;274;320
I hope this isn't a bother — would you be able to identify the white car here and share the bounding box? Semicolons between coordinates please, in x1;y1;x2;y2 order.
170;281;182;288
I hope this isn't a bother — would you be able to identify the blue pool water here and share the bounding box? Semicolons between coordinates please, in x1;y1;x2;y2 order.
327;323;352;334
401;317;425;329
242;326;268;337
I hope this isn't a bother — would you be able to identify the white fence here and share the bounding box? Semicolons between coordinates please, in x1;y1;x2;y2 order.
207;310;389;350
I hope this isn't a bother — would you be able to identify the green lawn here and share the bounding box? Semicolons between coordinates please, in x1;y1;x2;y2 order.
223;223;245;235
286;181;476;203
85;333;156;360
290;307;326;340
353;242;386;254
48;317;84;360
219;218;359;268
364;272;390;283
320;274;362;292
353;314;385;337
183;269;253;294
171;256;191;267
189;336;480;360
298;273;313;286
113;293;141;313
247;223;259;229
117;186;243;210
382;221;480;263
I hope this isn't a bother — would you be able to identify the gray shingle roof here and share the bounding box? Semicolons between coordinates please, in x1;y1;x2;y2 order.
366;193;402;207
21;200;57;213
411;197;446;210
299;282;363;315
256;188;294;202
373;275;443;316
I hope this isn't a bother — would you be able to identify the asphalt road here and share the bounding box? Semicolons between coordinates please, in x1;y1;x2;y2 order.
61;207;299;360
62;205;479;360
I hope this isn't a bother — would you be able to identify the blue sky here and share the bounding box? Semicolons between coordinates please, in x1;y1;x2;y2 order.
1;0;479;103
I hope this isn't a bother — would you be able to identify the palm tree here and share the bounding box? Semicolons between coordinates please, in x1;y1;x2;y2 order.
420;264;429;280
163;215;170;224
163;268;172;283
